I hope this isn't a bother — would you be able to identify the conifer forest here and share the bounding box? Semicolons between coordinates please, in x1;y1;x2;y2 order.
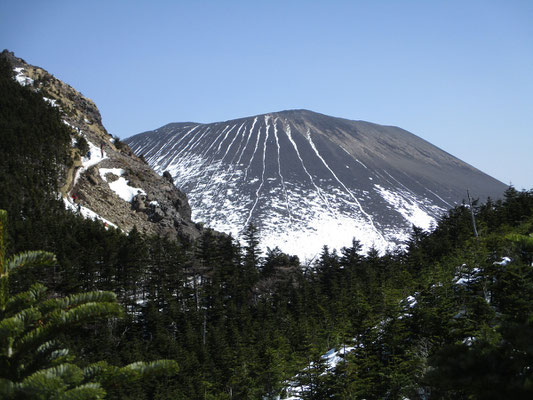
1;56;533;399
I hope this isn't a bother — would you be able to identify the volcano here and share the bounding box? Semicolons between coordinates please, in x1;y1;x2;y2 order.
125;110;506;259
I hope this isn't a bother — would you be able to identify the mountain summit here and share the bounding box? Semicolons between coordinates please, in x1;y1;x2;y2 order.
126;110;506;259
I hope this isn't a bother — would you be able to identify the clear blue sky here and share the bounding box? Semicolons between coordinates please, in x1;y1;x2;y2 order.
2;0;532;190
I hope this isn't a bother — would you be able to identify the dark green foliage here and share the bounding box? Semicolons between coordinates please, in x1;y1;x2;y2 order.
113;136;126;151
0;57;71;232
75;135;90;155
0;210;178;399
3;51;533;398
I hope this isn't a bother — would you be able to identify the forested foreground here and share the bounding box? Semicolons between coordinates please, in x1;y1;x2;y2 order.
2;57;533;399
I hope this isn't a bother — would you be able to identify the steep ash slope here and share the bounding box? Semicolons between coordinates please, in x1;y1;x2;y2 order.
127;111;506;259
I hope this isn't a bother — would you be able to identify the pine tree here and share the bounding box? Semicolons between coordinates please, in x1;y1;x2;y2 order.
243;223;261;271
240;223;261;302
0;210;179;399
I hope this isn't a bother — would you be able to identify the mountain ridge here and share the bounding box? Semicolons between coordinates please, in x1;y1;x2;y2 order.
1;49;203;240
131;109;492;180
126;110;506;259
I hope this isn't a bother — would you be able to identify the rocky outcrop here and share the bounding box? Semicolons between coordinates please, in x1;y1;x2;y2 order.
2;50;201;240
74;150;200;240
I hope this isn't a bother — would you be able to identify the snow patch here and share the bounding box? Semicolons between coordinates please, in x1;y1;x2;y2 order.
43;97;58;107
82;139;107;168
13;67;34;86
405;295;417;308
99;168;146;202
493;256;511;266
70;138;109;195
258;211;390;263
374;184;438;231
63;198;117;229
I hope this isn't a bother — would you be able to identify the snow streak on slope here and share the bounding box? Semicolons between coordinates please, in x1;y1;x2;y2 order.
305;128;386;244
245;116;270;226
126;111;472;260
373;184;441;232
273;118;292;224
284;121;333;214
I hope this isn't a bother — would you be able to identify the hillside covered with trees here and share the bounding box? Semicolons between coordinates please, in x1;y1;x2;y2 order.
1;56;532;399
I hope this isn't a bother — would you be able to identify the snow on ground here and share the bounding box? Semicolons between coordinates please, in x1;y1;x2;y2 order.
405;295;417;308
282;291;420;399
320;345;356;370
62;119;74;128
281;345;356;400
70;138;108;190
99;168;146;202
82;139;107;168
13;67;34;86
63;197;117;229
63;137;117;227
373;184;437;231
463;336;477;346
136;120;450;262
43;97;58;107
12;66;130;230
493;256;511;266
167;152;393;261
13;65;117;229
259;211;391;263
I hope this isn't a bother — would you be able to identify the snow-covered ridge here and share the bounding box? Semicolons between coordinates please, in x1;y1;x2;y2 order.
127;115;456;260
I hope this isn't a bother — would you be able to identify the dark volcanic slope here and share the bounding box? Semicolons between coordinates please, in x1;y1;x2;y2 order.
126;110;506;259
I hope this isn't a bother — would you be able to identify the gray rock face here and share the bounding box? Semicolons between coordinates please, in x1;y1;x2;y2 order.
126;109;507;259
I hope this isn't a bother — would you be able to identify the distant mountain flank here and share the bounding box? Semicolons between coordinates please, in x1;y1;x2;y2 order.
126;110;507;259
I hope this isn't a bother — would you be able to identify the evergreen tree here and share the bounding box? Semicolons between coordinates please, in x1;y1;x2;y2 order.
0;210;179;399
